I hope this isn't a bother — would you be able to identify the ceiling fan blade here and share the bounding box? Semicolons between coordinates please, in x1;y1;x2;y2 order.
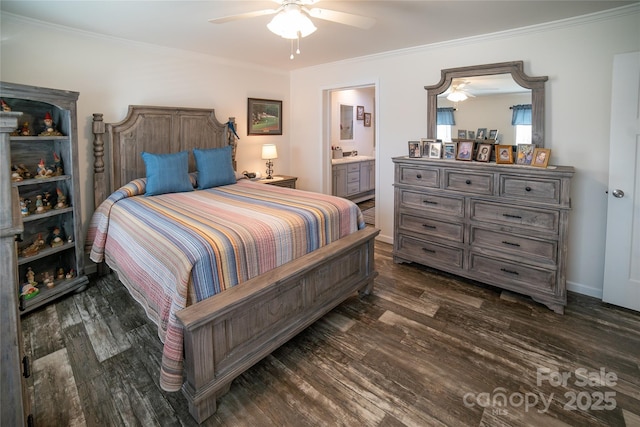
307;7;376;29
208;9;278;24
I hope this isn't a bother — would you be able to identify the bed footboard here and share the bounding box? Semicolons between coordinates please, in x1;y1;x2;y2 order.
176;226;379;424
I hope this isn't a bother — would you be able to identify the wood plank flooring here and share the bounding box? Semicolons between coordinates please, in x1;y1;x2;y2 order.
21;242;640;426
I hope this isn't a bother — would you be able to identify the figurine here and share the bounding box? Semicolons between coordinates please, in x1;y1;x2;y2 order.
20;198;31;216
42;191;52;211
65;269;75;279
54;188;68;209
56;267;65;280
51;152;63;175
26;267;37;285
43;272;55;288
21;282;40;300
21;233;46;257
20;122;30;136
48;226;65;248
35;159;53;178
12;164;32;181
39;112;63;136
35;195;44;213
1;99;10;112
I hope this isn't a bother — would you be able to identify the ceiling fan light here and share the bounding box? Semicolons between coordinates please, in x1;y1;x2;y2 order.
267;9;317;39
447;90;468;102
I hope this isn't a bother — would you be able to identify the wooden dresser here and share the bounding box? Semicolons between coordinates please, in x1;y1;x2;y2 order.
393;156;574;313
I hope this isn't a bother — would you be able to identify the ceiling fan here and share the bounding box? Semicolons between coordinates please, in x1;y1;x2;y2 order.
208;0;376;58
447;81;476;102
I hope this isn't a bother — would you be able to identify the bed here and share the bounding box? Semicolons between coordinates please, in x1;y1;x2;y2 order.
87;105;379;423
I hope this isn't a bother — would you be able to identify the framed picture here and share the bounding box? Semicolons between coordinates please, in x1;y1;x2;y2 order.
475;143;492;162
458;129;467;139
420;138;435;157
516;144;535;165
408;141;422;158
495;145;514;164
443;142;457;159
428;142;442;159
248;98;282;135
456;141;474;161
363;112;372;127
531;148;551;168
468;130;475;140
356;105;365;120
489;129;499;140
476;128;487;140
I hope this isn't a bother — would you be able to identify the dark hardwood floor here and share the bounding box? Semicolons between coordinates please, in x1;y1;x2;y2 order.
21;242;640;426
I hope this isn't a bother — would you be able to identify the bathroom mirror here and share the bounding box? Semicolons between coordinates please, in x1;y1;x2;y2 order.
425;61;548;147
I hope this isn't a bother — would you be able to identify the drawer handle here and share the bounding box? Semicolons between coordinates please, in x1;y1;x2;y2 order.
501;241;521;247
503;213;522;219
422;224;436;229
22;355;30;378
525;186;532;192
501;268;520;275
465;179;472;185
422;247;435;254
416;174;422;179
423;200;438;205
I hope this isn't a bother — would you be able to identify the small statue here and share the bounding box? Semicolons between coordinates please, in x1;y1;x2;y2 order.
20;122;30;136
1;99;10;112
48;226;65;248
20;198;31;216
51;152;63;175
12;164;32;181
43;272;55;288
26;267;37;285
21;233;46;257
54;188;68;209
39;112;63;136
35;159;53;178
20;282;40;300
42;191;52;211
35;195;44;213
65;269;75;279
56;268;65;280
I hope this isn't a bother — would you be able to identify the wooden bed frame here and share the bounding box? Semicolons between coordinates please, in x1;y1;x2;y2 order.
91;106;379;423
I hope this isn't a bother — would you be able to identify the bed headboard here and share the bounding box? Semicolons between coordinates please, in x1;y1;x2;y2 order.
92;105;237;208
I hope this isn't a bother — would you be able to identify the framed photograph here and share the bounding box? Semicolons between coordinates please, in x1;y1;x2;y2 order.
458;129;467;139
428;142;442;159
456;141;474;161
495;145;514;164
516;144;535;165
475;143;492;162
531;148;551;168
248;98;282;135
443;142;457;159
408;141;422;158
489;129;499;140
356;105;365;120
363;112;372;127
420;138;435;157
468;130;475;140
476;128;487;140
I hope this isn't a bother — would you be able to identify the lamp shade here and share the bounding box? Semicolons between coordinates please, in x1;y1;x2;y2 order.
447;90;468;102
267;7;317;39
261;144;278;160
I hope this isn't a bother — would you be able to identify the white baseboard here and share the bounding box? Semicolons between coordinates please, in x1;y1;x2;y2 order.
567;280;603;299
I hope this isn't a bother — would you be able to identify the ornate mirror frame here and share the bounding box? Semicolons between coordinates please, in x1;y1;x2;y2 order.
425;61;548;147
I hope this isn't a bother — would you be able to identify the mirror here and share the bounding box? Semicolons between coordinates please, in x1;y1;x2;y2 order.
425;61;548;147
340;104;353;140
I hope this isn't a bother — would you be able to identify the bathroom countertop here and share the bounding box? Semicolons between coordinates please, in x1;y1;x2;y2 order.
331;155;375;165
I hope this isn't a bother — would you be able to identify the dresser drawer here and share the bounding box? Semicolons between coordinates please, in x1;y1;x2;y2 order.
444;170;493;195
347;163;360;173
396;234;463;268
469;253;556;293
398;189;464;217
347;182;360;194
500;175;561;204
398;165;440;188
470;226;557;264
470;200;559;233
398;213;464;242
347;171;360;183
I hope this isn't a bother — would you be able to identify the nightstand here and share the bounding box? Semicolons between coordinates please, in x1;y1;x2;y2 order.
256;175;297;189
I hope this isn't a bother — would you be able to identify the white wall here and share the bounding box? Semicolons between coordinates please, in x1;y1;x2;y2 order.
290;7;640;298
1;14;291;239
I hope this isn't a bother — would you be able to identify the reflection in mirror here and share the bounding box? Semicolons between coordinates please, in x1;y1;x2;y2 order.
425;61;547;147
340;104;353;140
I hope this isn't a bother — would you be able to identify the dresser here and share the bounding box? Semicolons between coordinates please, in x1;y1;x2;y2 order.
393;157;574;313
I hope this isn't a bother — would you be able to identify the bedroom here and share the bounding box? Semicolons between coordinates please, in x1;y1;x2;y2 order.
1;1;639;425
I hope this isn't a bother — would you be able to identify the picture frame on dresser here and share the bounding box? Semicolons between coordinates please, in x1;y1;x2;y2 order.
495;145;514;164
531;148;551;168
428;142;442;159
443;142;457;159
516;143;535;165
475;143;492;162
408;141;421;158
456;141;473;161
420;138;434;157
457;129;467;139
476;128;487;140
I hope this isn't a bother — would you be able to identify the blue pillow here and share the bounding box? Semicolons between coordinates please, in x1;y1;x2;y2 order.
193;146;236;189
141;151;194;196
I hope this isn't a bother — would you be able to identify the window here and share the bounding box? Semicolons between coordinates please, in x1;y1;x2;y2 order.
515;125;532;144
437;125;452;142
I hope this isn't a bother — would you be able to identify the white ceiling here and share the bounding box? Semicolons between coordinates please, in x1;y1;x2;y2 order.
1;1;636;72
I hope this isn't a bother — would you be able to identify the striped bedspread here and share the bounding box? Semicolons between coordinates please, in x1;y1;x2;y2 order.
86;178;364;391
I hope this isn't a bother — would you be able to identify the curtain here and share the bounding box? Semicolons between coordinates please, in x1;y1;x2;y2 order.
437;107;456;125
511;104;532;125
